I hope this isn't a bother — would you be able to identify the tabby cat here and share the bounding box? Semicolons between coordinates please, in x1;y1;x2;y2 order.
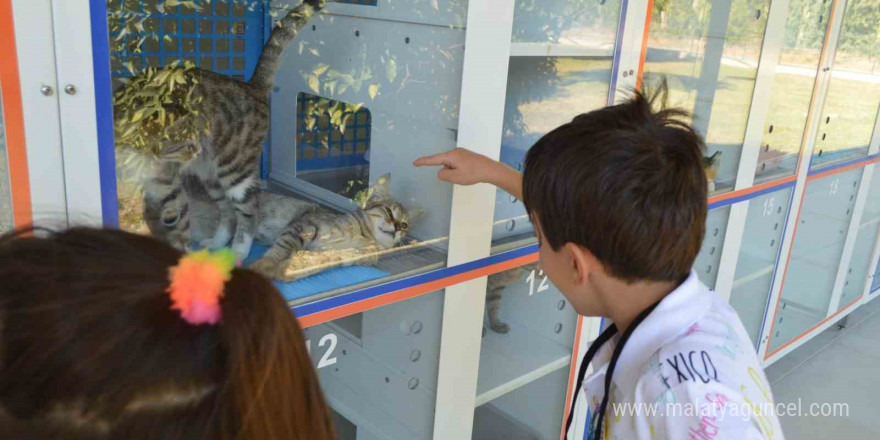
154;172;416;281
134;0;326;258
485;263;539;334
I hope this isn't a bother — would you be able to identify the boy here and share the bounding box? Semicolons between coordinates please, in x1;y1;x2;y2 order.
414;90;783;440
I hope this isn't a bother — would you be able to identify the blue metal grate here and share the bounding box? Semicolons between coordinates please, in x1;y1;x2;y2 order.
296;92;371;171
107;0;265;82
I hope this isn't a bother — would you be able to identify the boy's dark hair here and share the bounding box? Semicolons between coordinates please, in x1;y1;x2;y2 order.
0;227;336;440
522;86;707;283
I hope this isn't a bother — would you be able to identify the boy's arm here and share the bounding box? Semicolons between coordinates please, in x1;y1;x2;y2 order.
413;148;523;200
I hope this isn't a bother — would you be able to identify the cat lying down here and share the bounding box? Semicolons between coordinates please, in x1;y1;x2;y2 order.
155;173;420;282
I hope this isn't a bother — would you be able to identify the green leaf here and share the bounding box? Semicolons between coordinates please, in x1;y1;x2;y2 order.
307;75;320;93
386;58;397;83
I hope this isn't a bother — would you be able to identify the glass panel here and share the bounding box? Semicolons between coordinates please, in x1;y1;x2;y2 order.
756;0;833;183
873;247;880;294
811;0;880;169
694;206;731;289
643;0;771;194
511;0;621;50
729;186;794;348
493;57;616;245
107;0;470;300
837;171;880;310
306;290;444;440
472;263;578;440
768;168;864;352
0;84;13;233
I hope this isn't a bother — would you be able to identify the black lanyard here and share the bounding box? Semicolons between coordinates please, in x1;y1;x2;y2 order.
565;301;661;440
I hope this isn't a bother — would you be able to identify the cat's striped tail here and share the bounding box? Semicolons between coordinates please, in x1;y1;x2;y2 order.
250;0;326;93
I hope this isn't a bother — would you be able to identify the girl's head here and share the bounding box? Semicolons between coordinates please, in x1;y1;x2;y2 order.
0;227;335;440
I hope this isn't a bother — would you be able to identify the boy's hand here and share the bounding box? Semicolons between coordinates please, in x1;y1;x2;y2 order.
414;148;523;200
413;148;499;186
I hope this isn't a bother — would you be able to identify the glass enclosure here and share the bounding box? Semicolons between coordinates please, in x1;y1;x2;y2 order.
642;0;771;194
768;168;864;353
472;263;578;440
728;186;794;348
756;0;832;183
694;206;732;289
491;0;622;247
836;171;880;310
106;0;471;300
810;0;880;169
306;290;445;440
0;84;12;233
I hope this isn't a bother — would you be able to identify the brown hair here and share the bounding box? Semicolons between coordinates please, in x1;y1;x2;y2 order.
522;85;707;283
0;227;336;440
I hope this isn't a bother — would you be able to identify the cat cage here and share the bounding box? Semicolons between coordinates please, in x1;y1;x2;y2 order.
11;0;880;439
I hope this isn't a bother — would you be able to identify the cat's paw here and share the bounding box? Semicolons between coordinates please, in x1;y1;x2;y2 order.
489;322;510;334
231;235;254;260
249;258;278;279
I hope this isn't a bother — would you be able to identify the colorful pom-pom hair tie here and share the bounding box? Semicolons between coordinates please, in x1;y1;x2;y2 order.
167;248;238;325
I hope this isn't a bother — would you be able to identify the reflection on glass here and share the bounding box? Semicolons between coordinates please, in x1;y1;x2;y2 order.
493;57;615;245
108;0;468;300
511;0;622;50
768;169;863;353
837;172;880;310
756;0;832;183
729;187;793;348
473;264;578;440
643;0;771;194
811;0;880;169
694;206;731;289
0;84;13;233
307;290;444;440
873;247;880;293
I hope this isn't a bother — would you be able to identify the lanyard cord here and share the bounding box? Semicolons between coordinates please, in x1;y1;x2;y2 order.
564;301;661;440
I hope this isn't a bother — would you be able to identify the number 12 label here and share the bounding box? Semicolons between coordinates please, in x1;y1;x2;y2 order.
525;269;550;296
306;333;338;369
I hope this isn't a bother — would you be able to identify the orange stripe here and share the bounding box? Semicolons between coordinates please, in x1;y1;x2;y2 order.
635;0;655;90
0;0;32;228
766;293;862;359
707;175;797;205
298;253;540;328
807;155;880;182
559;315;585;440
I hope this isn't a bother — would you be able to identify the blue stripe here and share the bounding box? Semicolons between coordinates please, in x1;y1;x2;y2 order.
607;0;629;106
292;244;539;317
708;180;796;210
90;0;119;227
807;152;880;177
872;284;880;294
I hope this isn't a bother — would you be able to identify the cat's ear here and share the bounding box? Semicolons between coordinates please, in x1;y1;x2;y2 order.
369;173;393;202
708;151;722;166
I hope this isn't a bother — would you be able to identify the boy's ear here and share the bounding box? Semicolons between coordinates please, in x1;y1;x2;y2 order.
565;242;597;285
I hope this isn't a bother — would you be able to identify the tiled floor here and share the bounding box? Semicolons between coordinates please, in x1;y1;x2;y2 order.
765;294;880;439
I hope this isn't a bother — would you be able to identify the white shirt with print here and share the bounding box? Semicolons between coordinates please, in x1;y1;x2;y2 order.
567;272;784;440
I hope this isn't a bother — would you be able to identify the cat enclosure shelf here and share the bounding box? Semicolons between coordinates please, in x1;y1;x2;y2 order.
475;321;572;406
509;43;614;58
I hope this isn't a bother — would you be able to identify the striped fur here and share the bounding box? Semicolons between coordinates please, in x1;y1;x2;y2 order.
485;263;539;334
137;0;325;258
169;173;415;281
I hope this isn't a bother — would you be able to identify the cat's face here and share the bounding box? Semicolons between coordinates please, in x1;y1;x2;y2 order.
361;173;419;248
364;201;410;248
142;162;191;250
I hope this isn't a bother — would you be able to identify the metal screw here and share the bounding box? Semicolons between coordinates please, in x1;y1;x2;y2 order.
509;194;518;203
623;71;628;78
823;67;831;72
506;219;516;231
411;321;423;334
629;69;634;75
40;85;54;96
410;349;421;362
557;300;566;311
554;323;563;334
64;84;77;95
408;378;420;390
